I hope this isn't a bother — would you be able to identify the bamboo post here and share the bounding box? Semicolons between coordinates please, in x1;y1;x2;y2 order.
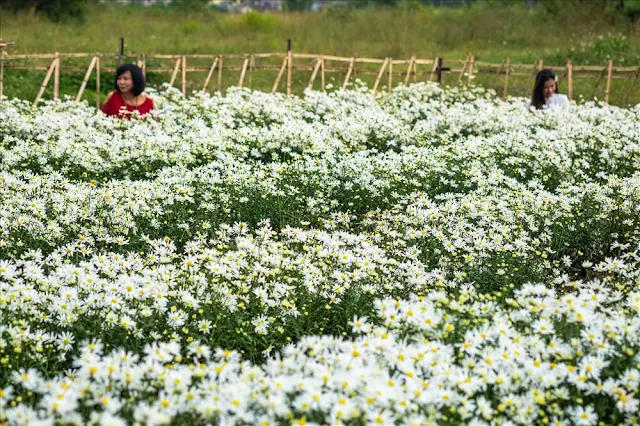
54;52;60;101
118;38;125;66
604;59;613;104
320;57;325;92
202;57;219;92
353;54;357;79
33;58;58;106
96;56;100;110
181;55;186;97
286;40;292;96
0;54;3;105
467;55;475;86
567;60;573;100
430;57;439;81
404;55;415;85
436;58;444;85
342;57;355;89
238;56;249;87
169;58;181;86
272;56;288;93
249;55;254;88
503;57;510;100
372;57;388;93
388;58;393;93
412;58;417;83
623;66;640;105
142;53;146;78
457;54;470;84
75;56;98;103
217;55;223;93
308;56;322;89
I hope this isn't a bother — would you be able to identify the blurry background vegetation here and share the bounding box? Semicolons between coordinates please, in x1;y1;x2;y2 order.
1;0;640;105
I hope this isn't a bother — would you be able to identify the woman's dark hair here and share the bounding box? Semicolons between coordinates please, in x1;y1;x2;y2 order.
531;69;559;110
114;63;146;96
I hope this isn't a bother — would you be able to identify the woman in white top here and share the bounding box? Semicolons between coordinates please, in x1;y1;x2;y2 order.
528;69;569;109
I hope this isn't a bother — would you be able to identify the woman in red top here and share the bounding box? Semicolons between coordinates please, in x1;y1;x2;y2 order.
102;63;155;118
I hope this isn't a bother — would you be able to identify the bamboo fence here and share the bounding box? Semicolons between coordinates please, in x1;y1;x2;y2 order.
1;49;639;107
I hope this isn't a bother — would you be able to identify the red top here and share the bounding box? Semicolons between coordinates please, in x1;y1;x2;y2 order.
102;91;155;118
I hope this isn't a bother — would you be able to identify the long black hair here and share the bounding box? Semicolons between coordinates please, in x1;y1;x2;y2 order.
531;69;559;110
114;63;146;96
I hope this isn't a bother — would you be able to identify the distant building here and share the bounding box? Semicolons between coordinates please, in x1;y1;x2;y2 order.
247;0;283;11
102;0;173;5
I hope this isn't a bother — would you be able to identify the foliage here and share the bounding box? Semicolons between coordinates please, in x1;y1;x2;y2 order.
0;0;88;22
622;0;640;21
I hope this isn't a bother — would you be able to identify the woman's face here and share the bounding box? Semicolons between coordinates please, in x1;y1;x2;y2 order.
117;71;134;94
543;78;556;99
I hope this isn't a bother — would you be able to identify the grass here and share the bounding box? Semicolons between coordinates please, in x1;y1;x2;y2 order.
1;2;640;105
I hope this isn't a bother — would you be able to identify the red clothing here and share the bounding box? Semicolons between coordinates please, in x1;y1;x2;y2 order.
102;91;155;118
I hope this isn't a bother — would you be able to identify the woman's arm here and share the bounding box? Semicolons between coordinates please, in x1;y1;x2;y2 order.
101;91;116;115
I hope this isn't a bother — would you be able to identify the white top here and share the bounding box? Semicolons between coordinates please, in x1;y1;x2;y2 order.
526;93;570;109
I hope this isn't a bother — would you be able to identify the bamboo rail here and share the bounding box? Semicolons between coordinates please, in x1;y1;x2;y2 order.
1;50;639;107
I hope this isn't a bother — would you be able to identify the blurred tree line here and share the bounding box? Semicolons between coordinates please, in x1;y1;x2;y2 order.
0;0;88;21
0;0;638;23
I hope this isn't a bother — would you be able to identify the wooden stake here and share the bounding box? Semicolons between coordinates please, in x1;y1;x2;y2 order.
567;60;573;100
249;55;254;88
320;57;325;92
436;58;444;85
404;55;415;85
272;56;287;93
413;58;417;83
605;59;613;104
33;58;58;106
54;52;60;101
203;57;219;92
623;66;640;105
353;54;357;79
181;55;186;97
342;57;355;89
96;56;100;110
467;55;475;86
458;54;470;84
118;38;125;66
0;55;3;105
238;56;249;87
286;40;292;96
388;58;393;93
308;56;322;89
217;56;223;93
142;53;146;78
75;56;98;103
169;58;181;86
430;57;439;81
373;58;388;93
503;57;510;100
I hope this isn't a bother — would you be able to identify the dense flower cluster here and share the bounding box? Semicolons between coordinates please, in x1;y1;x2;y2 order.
1;83;640;425
3;284;640;425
